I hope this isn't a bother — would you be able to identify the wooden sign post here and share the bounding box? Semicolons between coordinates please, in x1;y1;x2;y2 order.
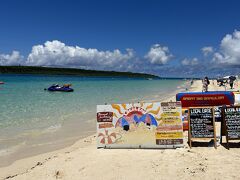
222;106;240;149
188;107;217;149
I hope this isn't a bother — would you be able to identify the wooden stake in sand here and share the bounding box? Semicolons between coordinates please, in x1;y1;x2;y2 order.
188;107;217;149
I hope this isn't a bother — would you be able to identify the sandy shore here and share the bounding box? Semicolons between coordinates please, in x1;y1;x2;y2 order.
1;80;240;180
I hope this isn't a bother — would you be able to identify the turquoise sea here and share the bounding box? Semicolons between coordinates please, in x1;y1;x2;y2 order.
0;74;187;166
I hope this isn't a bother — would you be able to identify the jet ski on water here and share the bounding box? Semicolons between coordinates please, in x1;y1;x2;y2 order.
0;81;4;84
45;84;74;92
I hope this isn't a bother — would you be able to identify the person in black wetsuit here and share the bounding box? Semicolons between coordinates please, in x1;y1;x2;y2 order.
202;77;210;92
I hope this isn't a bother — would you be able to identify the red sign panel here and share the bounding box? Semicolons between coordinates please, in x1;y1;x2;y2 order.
98;123;114;129
177;93;234;107
97;112;113;122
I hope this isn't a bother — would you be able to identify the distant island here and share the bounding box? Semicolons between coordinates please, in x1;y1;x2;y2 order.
0;66;159;79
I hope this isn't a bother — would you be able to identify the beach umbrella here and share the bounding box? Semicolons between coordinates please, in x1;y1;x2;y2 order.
134;114;145;124
223;76;230;79
134;114;147;124
121;118;129;126
134;114;158;126
117;117;131;131
133;115;139;123
115;117;130;128
229;76;236;81
143;114;158;126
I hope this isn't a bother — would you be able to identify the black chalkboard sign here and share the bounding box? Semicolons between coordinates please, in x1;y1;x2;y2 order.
188;107;217;149
223;106;240;149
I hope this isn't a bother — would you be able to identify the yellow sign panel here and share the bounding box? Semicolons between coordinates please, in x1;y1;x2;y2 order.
161;112;180;117
155;132;183;139
159;118;182;125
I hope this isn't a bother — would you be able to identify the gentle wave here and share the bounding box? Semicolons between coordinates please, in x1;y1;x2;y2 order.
0;142;26;157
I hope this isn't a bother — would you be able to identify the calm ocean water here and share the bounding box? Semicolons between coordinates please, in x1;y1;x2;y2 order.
0;74;187;165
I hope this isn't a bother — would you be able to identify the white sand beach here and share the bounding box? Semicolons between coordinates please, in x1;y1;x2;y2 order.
1;80;240;180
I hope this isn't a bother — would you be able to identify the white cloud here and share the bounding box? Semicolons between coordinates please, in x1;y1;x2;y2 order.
181;58;190;66
0;41;176;75
213;30;240;65
145;44;173;65
181;58;199;66
201;46;213;56
26;40;135;70
0;51;24;66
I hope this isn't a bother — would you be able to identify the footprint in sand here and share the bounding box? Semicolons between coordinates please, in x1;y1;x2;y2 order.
65;157;73;162
54;170;64;179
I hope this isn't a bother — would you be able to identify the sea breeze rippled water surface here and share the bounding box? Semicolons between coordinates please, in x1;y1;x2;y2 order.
0;74;187;165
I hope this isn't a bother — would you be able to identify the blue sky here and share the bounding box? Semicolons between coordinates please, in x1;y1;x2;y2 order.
0;0;240;77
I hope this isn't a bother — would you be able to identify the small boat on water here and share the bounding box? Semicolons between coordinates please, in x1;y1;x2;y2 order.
0;81;4;84
45;84;74;92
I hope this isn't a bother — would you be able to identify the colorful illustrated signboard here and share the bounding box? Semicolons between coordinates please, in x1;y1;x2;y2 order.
96;102;183;149
222;106;240;149
188;107;217;149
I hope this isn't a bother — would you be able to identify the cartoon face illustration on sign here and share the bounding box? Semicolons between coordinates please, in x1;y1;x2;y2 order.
112;103;160;131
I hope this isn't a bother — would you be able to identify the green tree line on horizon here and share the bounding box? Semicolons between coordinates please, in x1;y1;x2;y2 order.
0;66;159;78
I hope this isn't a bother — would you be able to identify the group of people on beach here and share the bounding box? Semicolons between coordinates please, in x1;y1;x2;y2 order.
202;76;237;92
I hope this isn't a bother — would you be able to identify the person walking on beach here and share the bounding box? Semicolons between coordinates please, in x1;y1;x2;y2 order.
190;79;194;85
229;76;236;89
229;79;234;89
202;76;210;92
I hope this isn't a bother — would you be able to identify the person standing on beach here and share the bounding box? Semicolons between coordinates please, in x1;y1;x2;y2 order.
190;79;194;85
229;79;234;89
229;76;236;89
202;76;210;92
